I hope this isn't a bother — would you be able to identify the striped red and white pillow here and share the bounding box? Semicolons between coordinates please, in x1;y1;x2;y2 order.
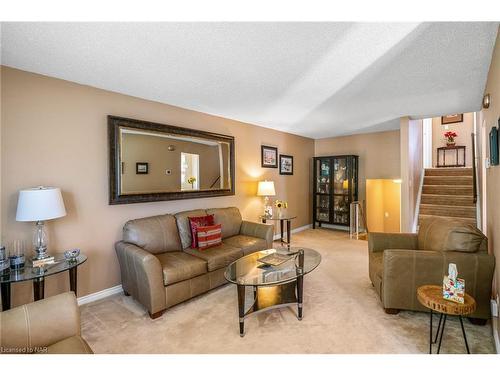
197;224;222;250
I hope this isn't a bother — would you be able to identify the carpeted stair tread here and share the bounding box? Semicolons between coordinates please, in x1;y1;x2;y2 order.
420;194;475;206
423;176;472;185
419;204;476;218
422;185;473;195
418;214;476;225
425;168;472;176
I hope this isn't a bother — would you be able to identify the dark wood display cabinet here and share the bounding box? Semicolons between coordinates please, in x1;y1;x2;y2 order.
312;155;358;229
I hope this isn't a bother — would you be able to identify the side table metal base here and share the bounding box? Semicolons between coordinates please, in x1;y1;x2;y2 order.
428;310;470;354
1;281;11;311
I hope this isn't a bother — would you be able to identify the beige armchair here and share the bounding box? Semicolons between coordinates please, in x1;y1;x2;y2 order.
0;292;92;354
368;217;495;321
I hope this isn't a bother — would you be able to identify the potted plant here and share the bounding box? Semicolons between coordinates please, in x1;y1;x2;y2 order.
444;131;457;147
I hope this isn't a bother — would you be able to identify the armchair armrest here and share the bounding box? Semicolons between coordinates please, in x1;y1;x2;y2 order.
115;241;166;316
1;292;79;352
382;249;495;318
368;232;418;253
240;220;274;248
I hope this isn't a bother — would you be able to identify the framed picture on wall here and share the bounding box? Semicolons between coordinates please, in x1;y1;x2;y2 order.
261;145;278;168
490;127;499;166
441;114;463;125
136;162;149;174
279;154;294;175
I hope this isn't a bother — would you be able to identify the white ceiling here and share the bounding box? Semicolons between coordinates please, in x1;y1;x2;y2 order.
1;22;498;139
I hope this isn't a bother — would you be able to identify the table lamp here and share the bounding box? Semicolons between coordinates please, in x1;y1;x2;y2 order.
16;186;67;263
257;180;275;218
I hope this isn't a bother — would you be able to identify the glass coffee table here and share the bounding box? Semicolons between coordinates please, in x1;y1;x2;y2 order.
224;247;321;337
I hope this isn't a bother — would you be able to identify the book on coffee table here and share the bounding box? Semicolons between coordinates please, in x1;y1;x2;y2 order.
257;253;293;267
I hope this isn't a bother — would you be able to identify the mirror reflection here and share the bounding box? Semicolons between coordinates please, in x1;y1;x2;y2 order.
119;127;231;194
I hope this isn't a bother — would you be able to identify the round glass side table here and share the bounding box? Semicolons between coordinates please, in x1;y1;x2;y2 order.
0;253;87;311
259;211;297;244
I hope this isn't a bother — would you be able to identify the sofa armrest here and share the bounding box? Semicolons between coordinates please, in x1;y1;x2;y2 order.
240;220;274;248
368;232;418;253
382;249;495;319
0;292;80;352
115;241;166;316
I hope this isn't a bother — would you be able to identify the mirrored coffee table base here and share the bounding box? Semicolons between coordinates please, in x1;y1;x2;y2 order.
238;277;303;337
225;247;320;337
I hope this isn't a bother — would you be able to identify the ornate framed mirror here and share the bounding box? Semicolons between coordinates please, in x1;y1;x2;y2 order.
108;116;235;204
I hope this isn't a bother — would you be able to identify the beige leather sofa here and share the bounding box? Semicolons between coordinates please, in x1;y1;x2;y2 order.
115;207;274;318
0;292;93;354
368;217;495;320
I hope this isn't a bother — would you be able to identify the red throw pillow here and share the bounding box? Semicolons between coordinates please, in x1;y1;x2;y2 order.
197;224;222;250
188;215;215;248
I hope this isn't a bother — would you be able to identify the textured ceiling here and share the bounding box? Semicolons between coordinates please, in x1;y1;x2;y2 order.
1;22;498;139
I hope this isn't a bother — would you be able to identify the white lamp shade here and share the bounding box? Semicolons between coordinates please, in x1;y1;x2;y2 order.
16;187;67;222
257;180;276;196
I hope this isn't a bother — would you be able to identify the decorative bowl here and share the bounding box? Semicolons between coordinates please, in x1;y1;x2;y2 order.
64;248;80;260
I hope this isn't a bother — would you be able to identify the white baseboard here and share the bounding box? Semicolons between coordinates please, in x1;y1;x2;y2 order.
77;284;123;306
273;224;312;241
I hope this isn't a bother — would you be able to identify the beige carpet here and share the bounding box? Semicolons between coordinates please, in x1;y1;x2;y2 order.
81;229;496;354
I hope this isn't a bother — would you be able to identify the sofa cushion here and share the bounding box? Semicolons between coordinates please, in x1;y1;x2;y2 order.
207;207;242;239
156;251;207;286
197;224;222;250
175;209;208;249
223;235;267;255
189;214;215;248
418;217;486;253
46;336;93;354
123;214;181;254
184;243;243;272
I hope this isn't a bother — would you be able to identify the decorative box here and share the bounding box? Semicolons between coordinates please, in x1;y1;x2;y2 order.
442;263;465;304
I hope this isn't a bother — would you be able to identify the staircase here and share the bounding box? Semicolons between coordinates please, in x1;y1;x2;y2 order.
419;168;477;226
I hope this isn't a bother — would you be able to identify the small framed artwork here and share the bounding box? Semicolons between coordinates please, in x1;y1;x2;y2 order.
489;127;499;166
136;162;149;174
261;145;278;168
279;154;293;175
441;114;463;125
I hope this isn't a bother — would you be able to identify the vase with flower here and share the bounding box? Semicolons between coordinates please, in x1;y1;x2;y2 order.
187;176;197;189
444;131;457;147
274;200;288;218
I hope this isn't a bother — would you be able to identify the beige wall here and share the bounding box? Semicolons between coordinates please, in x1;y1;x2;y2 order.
400;117;423;232
121;133;222;193
482;30;500;343
314;130;401;202
0;67;314;307
432;112;474;167
366;179;401;233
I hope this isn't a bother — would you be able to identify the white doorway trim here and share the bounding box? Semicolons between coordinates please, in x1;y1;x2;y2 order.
423;118;433;169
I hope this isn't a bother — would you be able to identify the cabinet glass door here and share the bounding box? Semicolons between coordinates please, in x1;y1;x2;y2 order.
316;159;331;194
316;195;330;222
333;195;349;224
333;158;348;195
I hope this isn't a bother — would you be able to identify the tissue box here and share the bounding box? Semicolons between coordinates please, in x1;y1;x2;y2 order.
443;276;465;304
